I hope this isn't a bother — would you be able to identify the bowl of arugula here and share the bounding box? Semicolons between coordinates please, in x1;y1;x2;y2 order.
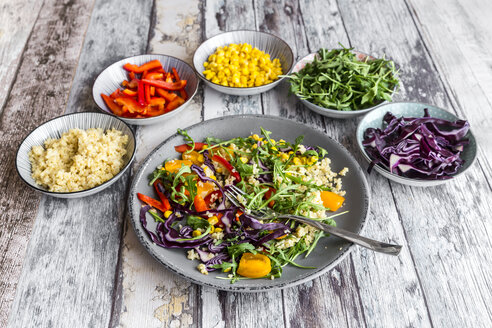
285;47;399;119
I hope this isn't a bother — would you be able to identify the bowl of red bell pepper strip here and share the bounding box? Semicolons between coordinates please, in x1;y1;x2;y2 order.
93;54;199;125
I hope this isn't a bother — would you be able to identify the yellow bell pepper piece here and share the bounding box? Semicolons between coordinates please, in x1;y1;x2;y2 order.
237;253;271;278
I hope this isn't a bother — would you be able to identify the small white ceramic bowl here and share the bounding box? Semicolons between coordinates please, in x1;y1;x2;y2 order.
291;51;398;119
356;102;477;187
16;112;136;198
93;54;199;126
193;30;294;96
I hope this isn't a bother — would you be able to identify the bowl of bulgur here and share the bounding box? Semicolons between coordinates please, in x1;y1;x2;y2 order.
16;112;136;198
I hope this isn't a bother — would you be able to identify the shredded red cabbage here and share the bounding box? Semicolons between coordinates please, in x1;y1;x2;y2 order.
362;109;469;179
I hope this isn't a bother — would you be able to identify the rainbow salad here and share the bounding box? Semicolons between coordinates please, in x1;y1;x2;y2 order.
137;128;349;283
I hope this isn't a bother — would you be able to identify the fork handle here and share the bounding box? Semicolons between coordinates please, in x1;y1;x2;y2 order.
277;215;402;256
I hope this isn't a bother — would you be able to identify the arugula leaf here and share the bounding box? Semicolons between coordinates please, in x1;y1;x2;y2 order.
177;129;195;154
227;243;257;258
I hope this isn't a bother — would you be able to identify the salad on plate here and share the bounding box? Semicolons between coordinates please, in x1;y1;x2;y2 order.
137;128;349;283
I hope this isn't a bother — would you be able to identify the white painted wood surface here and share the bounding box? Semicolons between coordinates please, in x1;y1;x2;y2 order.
2;0;492;327
0;0;42;115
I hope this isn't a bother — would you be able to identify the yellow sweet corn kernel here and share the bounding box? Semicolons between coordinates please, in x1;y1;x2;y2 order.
164;210;173;219
293;157;302;165
224;267;232;272
281;153;289;160
271;146;278;151
210;226;215;233
202;43;282;88
214;227;223;233
252;144;258;149
192;230;202;237
240;157;248;163
208;216;219;226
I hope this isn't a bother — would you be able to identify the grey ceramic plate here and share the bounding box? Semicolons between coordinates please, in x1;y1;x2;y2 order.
356;102;477;187
193;30;294;96
16;112;136;198
129;115;370;292
93;54;199;126
291;51;398;119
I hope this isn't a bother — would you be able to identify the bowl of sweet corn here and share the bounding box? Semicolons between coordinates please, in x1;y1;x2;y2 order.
193;30;294;96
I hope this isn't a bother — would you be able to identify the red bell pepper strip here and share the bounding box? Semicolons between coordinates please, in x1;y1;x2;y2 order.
149;97;166;106
264;187;276;208
156;88;177;102
147;106;167;117
194;195;209;212
151;67;166;74
146;72;164;80
144;83;152;104
114;97;146;113
204;190;222;207
142;79;187;91
110;89;121;98
129;72;136;80
123;60;162;73
150;86;155;96
165;96;185;112
153;181;171;210
101;94;125;116
212;155;241;182
174;142;207;153
137;193;168;213
172;67;180;81
137;80;146;106
122;88;137;97
127;79;139;89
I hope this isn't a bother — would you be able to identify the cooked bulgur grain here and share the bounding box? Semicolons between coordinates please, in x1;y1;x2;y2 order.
29;128;128;192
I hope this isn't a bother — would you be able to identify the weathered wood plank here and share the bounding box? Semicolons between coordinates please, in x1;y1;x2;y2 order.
337;0;492;326
0;0;42;115
0;0;95;326
114;1;204;327
5;0;154;327
258;0;433;327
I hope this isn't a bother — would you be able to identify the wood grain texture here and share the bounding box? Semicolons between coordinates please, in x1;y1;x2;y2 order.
114;1;204;327
337;0;492;327
0;0;94;326
0;0;43;114
5;1;152;327
6;0;154;327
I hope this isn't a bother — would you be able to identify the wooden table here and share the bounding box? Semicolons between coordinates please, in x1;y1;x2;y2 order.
1;0;491;327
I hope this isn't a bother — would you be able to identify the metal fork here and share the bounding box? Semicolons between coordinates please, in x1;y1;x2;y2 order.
224;185;402;256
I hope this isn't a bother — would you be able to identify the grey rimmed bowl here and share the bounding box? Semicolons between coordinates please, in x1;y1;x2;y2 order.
192;30;294;96
16;112;136;198
356;102;477;187
291;51;398;119
128;115;370;292
92;54;199;126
